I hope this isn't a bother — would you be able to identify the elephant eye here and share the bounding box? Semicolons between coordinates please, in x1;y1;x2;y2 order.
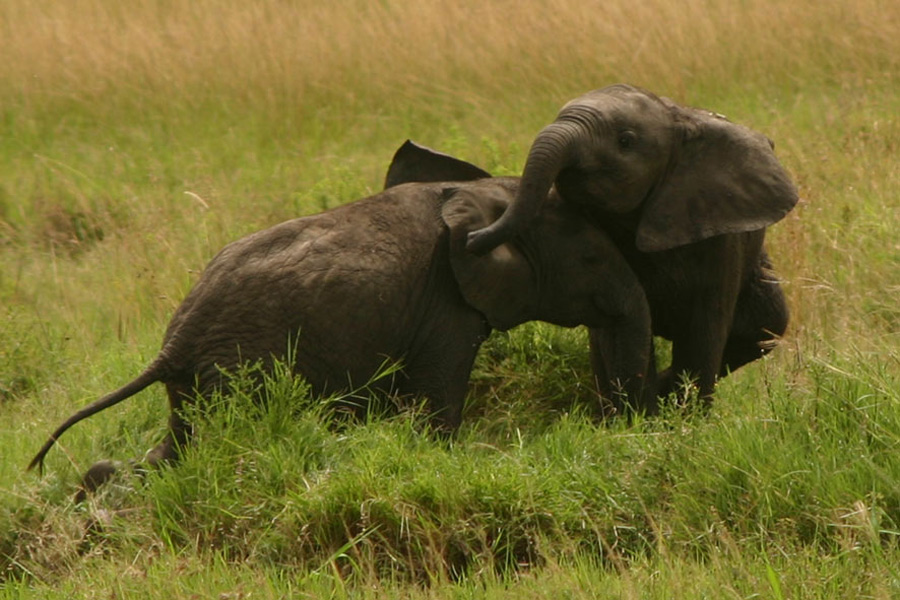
617;130;637;150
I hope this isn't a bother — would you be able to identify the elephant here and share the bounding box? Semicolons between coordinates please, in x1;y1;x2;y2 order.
423;85;798;412
29;172;655;497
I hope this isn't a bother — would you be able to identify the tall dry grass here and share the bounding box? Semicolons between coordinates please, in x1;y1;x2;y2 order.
2;0;897;117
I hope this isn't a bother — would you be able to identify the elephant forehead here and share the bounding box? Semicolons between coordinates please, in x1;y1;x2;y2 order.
559;96;670;136
567;86;665;114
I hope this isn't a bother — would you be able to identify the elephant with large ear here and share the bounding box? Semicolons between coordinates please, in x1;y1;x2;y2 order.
428;85;797;410
29;174;654;498
385;140;657;413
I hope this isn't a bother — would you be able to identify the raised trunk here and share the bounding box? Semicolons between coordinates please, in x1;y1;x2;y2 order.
465;120;583;255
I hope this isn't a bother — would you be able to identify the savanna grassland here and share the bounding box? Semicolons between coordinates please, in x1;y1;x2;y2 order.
1;0;899;597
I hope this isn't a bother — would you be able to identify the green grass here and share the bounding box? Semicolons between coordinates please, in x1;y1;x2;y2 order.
2;0;900;597
4;349;899;597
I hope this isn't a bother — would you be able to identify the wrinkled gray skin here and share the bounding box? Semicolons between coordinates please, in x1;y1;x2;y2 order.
440;86;796;411
29;174;653;499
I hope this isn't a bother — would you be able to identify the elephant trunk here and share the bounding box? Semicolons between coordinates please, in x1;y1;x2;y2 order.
465;120;583;254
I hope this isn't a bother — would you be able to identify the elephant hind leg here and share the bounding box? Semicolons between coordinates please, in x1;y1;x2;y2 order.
75;381;195;502
721;262;789;376
142;412;191;467
75;422;185;503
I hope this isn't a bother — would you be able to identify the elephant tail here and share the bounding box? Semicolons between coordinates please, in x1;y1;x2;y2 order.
27;356;170;474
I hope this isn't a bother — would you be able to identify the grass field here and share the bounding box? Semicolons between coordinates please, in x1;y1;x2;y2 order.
1;0;899;597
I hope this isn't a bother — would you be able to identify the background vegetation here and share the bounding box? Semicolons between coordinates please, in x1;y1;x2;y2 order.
1;0;898;596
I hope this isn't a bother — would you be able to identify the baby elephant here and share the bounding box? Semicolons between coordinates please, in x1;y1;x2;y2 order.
29;176;654;496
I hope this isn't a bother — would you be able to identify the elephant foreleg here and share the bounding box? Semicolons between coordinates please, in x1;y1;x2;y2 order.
668;292;736;406
589;330;657;418
588;287;656;417
400;309;490;434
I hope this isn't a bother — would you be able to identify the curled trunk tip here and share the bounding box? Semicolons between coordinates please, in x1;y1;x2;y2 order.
465;121;581;255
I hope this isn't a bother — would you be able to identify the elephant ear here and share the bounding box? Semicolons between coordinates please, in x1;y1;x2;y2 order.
636;109;799;252
384;140;492;189
441;184;535;331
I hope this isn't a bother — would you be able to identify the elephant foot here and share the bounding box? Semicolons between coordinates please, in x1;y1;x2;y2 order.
596;376;660;421
657;367;678;398
75;459;124;503
657;368;717;413
74;427;186;502
597;393;632;421
74;457;154;503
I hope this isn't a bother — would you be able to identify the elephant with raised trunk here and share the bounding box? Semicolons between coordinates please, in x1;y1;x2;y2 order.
30;171;655;498
463;84;797;410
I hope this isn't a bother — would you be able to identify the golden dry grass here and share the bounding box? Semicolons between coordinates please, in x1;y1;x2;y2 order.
2;0;897;113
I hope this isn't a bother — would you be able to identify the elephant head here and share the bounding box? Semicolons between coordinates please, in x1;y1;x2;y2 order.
441;179;654;403
466;84;799;254
441;180;646;332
